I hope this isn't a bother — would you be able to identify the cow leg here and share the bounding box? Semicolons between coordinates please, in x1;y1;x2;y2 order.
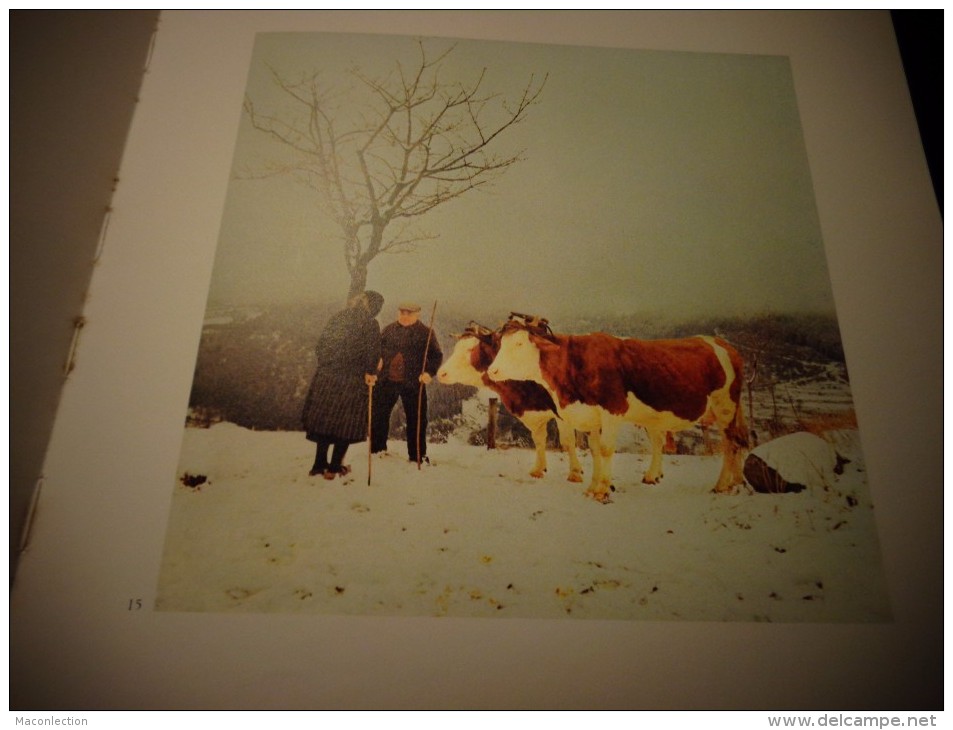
525;415;549;479
583;429;611;503
586;431;614;504
713;428;745;494
713;402;748;493
597;417;621;493
643;428;666;484
554;418;583;483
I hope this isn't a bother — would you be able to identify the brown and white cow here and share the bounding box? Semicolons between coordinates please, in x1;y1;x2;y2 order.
487;315;748;502
437;323;584;483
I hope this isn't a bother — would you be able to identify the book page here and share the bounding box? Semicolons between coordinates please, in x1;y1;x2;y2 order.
11;10;942;710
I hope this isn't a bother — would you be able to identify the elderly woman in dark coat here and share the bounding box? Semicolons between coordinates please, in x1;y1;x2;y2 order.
301;290;384;479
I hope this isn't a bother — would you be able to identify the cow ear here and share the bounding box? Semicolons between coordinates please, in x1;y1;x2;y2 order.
532;334;558;353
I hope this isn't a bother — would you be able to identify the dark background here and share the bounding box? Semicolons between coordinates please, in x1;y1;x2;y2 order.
890;10;942;211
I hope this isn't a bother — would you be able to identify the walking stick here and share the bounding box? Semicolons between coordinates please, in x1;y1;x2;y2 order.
416;301;438;470
367;380;374;486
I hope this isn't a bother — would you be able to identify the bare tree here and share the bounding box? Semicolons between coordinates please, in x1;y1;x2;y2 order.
243;41;547;299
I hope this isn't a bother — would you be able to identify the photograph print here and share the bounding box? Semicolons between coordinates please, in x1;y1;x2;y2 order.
155;31;891;622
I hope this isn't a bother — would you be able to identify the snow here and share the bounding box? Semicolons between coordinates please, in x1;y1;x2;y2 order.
747;432;841;492
155;421;890;622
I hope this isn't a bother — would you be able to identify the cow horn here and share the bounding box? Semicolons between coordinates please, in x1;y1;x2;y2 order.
453;321;495;340
468;321;494;336
508;312;551;332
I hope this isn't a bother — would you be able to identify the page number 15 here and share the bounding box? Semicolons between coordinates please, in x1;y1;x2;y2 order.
127;598;143;611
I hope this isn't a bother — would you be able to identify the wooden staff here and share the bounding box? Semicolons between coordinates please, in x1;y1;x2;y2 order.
416;301;438;469
367;380;374;485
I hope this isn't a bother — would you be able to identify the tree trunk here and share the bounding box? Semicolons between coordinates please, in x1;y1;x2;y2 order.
348;266;368;302
347;223;384;301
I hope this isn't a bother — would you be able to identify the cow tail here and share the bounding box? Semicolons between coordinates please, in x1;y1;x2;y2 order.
727;351;750;450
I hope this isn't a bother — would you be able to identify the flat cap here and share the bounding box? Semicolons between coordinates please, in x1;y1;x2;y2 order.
398;302;421;313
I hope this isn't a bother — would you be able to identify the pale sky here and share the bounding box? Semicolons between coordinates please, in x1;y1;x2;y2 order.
208;31;835;319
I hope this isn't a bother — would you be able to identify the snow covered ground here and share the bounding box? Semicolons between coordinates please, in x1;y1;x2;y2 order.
155;419;890;623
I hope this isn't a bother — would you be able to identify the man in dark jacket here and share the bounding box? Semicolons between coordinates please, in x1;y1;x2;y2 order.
371;302;442;463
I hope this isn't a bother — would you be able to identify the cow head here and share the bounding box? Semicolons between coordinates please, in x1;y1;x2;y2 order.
487;314;556;384
437;322;498;386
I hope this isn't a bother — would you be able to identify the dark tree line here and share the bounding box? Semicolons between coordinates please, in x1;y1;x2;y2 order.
187;303;851;453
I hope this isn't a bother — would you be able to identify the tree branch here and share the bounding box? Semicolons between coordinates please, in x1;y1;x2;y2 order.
242;41;546;296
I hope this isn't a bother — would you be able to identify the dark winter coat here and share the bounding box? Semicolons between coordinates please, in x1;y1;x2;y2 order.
380;320;443;384
301;304;381;443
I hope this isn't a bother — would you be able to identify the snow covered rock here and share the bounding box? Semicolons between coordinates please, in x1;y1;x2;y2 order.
743;432;845;494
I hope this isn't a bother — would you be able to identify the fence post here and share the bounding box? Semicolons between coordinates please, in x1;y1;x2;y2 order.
487;397;498;450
